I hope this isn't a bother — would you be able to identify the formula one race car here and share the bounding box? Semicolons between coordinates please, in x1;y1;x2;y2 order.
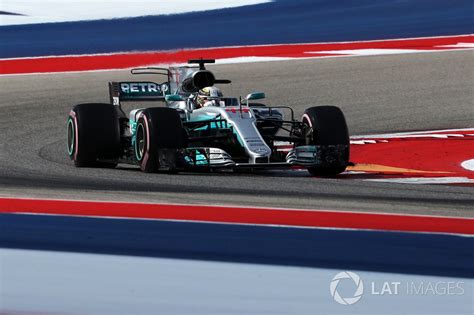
67;59;349;176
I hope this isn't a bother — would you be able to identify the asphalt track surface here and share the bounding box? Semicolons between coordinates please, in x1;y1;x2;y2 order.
1;50;473;217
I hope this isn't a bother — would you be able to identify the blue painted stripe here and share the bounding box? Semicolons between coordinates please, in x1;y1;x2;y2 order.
1;0;473;58
0;214;472;278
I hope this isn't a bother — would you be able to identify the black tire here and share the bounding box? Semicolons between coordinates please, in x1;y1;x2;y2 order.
67;103;120;167
134;108;187;173
301;106;350;176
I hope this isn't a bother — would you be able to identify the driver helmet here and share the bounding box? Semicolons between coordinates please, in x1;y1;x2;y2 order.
196;86;223;107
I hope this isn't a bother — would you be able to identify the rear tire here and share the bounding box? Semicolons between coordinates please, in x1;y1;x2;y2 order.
134;108;187;173
301;106;349;176
67;103;120;167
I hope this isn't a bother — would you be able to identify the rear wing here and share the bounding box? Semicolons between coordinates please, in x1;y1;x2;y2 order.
108;81;170;105
109;62;230;105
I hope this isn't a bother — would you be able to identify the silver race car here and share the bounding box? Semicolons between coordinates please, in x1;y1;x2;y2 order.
67;59;349;176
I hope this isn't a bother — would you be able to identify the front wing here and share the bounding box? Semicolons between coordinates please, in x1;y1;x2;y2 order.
177;145;348;170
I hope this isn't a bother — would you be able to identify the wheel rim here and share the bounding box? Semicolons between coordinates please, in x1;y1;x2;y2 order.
67;117;75;156
135;123;146;160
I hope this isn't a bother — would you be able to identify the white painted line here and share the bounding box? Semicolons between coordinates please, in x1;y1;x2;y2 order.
350;140;369;145
437;43;474;48
461;159;474;172
350;140;380;144
365;177;474;184
215;56;293;64
306;49;430;56
355;134;459;140
352;133;466;140
352;128;474;139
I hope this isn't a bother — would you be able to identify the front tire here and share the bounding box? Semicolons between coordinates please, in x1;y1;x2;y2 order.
135;108;187;173
301;106;349;176
67;103;120;167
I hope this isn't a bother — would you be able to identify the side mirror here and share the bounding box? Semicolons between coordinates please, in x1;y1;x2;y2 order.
165;94;184;102
246;92;265;101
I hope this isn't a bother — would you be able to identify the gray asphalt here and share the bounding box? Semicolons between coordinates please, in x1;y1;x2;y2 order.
0;50;473;217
